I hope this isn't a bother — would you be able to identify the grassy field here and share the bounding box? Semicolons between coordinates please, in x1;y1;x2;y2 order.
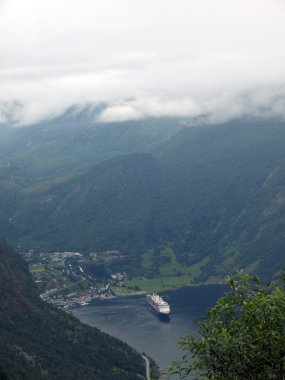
142;246;211;278
110;286;145;296
126;275;226;293
126;275;194;292
29;264;45;273
127;248;224;292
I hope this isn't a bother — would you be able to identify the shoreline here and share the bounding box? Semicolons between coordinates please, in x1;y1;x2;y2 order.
69;281;228;308
124;280;225;296
108;281;226;300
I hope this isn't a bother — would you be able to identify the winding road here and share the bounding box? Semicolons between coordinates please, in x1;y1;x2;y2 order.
142;354;151;380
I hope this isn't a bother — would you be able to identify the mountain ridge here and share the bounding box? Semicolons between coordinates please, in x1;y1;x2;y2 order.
1;116;285;280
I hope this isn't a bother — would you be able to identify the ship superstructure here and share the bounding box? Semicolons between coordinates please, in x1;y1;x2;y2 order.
146;293;170;315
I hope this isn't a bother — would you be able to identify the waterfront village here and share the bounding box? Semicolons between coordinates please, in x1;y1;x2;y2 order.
24;250;146;310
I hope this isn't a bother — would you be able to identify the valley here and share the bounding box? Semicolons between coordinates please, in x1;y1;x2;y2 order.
0;239;149;380
24;245;214;309
1;113;285;283
1;2;285;378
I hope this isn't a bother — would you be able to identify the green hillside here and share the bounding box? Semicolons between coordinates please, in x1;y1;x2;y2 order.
0;239;146;379
1;116;285;281
153;120;285;280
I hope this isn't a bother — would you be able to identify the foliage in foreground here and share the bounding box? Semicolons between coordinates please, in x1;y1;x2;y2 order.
169;271;285;379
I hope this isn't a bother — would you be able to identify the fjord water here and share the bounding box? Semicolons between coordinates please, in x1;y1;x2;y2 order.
72;284;227;371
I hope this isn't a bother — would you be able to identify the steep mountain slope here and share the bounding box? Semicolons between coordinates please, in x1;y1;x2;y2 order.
0;110;181;186
2;118;285;280
13;153;161;253
0;239;145;379
0;111;181;241
153;120;285;279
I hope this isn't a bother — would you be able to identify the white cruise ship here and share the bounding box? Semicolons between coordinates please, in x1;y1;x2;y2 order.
146;293;170;315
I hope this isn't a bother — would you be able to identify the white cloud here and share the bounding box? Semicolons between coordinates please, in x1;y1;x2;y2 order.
98;87;285;125
98;98;200;122
0;0;285;125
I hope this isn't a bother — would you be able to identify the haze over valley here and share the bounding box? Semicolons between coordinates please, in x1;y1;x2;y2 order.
1;1;285;379
1;111;285;282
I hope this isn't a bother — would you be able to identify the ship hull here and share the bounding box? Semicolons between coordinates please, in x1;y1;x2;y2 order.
147;301;170;316
146;293;171;316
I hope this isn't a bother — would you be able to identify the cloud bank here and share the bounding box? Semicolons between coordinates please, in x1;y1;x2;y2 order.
0;0;285;125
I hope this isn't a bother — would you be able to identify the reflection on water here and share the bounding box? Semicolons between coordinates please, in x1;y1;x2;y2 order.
72;284;227;373
158;314;170;323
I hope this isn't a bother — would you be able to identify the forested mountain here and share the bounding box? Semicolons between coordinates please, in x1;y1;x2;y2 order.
1;112;285;280
0;239;146;379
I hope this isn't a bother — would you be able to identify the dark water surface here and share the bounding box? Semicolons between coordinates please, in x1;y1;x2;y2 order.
72;284;227;372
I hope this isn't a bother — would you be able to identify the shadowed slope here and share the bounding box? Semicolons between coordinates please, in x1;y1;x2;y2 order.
0;240;145;379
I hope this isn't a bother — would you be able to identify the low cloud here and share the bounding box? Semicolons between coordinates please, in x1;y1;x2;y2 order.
0;0;285;126
97;86;285;125
98;98;199;123
1;79;285;127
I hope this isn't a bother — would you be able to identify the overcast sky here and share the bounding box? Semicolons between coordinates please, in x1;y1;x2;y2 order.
1;0;285;125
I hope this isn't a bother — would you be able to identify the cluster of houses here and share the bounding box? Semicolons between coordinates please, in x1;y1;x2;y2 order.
25;250;146;309
110;272;128;286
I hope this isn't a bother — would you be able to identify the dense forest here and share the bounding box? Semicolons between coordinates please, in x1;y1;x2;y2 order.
0;112;285;281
